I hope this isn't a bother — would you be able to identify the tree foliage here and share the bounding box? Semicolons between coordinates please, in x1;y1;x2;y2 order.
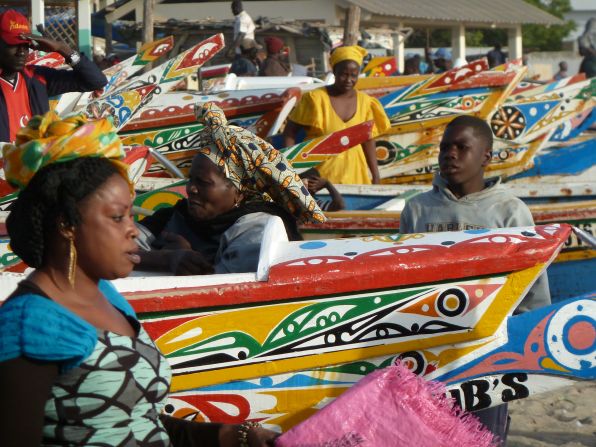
522;0;575;51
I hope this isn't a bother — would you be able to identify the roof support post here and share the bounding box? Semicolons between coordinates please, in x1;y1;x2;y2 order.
143;0;154;45
343;5;361;46
508;25;522;61
30;0;44;34
77;0;92;56
392;22;405;73
451;24;466;62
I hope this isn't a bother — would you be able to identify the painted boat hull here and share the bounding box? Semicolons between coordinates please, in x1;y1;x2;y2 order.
0;223;592;428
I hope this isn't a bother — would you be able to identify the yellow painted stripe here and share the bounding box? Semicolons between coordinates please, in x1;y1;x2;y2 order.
554;249;596;263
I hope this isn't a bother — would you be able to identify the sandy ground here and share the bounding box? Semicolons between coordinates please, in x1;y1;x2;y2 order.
507;381;596;447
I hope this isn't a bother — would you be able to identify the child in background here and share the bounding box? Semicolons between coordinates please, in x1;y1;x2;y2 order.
399;115;552;445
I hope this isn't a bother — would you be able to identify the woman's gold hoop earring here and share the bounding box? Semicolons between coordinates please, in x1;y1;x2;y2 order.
68;237;77;287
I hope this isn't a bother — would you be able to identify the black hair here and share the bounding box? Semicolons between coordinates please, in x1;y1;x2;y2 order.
7;157;120;268
446;115;493;151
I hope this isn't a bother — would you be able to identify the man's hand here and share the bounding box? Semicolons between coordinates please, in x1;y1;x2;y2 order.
20;34;72;57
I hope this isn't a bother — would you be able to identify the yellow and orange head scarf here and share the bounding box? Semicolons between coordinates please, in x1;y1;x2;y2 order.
329;45;367;68
195;102;325;224
2;111;130;190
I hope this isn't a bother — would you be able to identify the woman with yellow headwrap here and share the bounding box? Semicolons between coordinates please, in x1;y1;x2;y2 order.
283;45;390;184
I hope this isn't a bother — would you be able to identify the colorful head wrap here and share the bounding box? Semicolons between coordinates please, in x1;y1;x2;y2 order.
195;102;326;224
329;45;367;68
2;111;130;190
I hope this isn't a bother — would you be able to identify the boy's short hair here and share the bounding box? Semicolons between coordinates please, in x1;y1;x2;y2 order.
446;115;493;151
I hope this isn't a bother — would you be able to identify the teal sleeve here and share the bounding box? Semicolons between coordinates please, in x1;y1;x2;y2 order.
0;294;97;373
0;280;136;373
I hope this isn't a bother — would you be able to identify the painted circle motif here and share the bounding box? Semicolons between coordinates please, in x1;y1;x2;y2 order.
461;96;475;110
545;300;595;372
490;106;526;140
398;351;426;375
436;288;468;317
375;141;397;166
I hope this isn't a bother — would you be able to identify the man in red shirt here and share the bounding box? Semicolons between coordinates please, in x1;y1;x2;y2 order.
0;10;107;142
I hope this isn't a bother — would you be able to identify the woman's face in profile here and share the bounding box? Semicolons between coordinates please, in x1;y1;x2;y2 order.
186;155;241;221
74;174;140;280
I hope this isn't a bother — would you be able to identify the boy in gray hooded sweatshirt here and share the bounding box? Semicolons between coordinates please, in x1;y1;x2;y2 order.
399;115;551;445
400;115;550;311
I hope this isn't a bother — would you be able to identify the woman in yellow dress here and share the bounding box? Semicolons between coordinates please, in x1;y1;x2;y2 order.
283;46;390;184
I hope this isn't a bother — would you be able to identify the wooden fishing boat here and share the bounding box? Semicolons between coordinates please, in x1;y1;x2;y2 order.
377;76;594;182
121;113;370;178
74;175;591;306
297;201;596;304
1;223;592;431
52;36;176;115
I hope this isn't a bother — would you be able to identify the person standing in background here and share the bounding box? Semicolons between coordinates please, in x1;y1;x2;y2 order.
0;9;107;143
226;0;256;58
578;18;596;78
283;46;390;185
487;43;506;68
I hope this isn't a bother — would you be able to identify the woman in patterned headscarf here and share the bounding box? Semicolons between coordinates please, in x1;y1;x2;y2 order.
283;45;390;185
136;102;325;275
0;111;279;446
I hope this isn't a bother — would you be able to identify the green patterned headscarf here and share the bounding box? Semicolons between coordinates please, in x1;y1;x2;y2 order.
195;102;326;224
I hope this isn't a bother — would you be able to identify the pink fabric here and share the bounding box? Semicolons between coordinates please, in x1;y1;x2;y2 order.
276;363;497;447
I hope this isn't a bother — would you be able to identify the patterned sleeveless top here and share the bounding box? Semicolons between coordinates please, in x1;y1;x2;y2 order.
0;279;172;446
43;327;172;446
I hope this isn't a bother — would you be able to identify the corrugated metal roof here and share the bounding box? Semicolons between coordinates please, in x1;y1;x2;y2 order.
347;0;564;25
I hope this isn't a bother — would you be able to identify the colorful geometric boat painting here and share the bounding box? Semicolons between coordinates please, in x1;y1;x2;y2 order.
121;88;292;131
160;294;593;430
78;34;224;133
123;119;372;178
0;216;590;429
102;35;175;96
489;77;594;144
112;33;225;97
281;121;374;171
84;84;158;130
26;51;65;68
362;56;397;77
79;224;590;430
52;36;176;116
376;78;594;182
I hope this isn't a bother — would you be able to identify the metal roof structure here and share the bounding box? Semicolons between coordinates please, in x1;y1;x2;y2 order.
346;0;564;26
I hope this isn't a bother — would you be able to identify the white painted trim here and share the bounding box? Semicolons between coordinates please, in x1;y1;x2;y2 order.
257;215;288;281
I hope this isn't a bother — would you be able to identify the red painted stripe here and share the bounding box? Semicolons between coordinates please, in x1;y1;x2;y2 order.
127;225;570;314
